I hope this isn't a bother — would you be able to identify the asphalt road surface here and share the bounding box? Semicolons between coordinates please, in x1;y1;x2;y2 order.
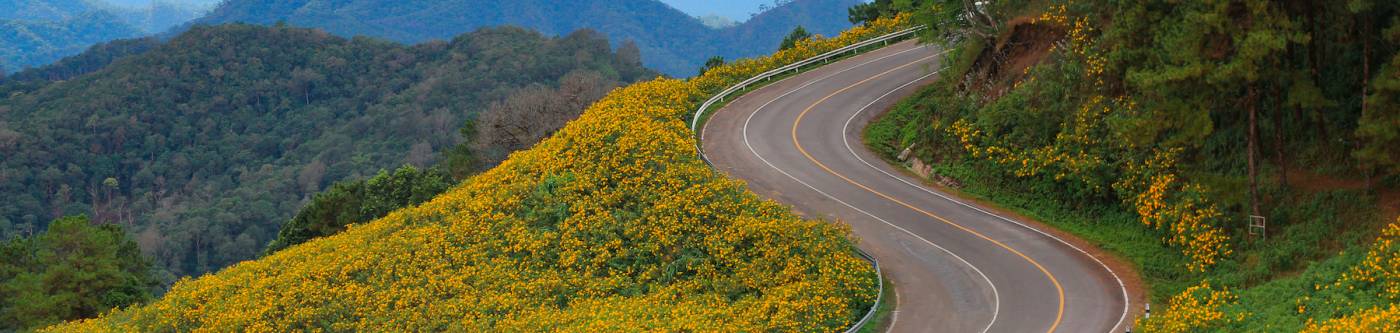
700;40;1131;332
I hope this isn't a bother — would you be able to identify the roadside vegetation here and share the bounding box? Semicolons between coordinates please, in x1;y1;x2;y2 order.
862;1;1400;331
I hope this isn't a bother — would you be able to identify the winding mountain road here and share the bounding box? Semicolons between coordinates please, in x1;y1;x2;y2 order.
700;40;1131;332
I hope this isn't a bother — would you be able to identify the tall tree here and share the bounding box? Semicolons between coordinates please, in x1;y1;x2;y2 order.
0;215;158;330
440;118;480;180
779;26;812;51
919;0;999;44
1119;0;1297;217
699;56;725;76
1355;19;1400;176
617;40;642;67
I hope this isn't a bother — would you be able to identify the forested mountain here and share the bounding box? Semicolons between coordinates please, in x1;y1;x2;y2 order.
194;0;861;76
1;36;161;82
725;0;854;57
0;10;142;73
0;0;209;33
44;19;913;331
865;1;1400;330
0;23;654;280
115;1;208;33
0;0;98;21
0;0;209;73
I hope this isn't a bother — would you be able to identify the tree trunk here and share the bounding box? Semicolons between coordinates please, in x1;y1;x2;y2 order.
1307;1;1321;78
1366;167;1374;192
1360;15;1373;192
88;184;104;224
1248;86;1261;217
1276;103;1288;187
1362;16;1371;121
1308;5;1325;143
1316;108;1329;144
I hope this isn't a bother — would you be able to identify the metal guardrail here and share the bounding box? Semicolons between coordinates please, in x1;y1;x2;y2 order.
687;25;926;333
844;248;885;333
690;26;926;166
689;25;925;136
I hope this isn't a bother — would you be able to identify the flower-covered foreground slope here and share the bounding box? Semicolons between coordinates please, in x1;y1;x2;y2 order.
48;16;914;332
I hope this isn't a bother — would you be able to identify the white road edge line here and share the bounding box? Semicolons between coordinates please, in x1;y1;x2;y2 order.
711;44;1002;333
839;65;1133;333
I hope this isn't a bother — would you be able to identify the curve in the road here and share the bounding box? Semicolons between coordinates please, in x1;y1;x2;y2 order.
735;48;1001;333
700;40;1131;332
837;68;1132;333
788;54;1066;333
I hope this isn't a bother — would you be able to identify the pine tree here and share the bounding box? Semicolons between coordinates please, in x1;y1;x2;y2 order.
779;26;811;51
0;215;157;330
1355;20;1400;175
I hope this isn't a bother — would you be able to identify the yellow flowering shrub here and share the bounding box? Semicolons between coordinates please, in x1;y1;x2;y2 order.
1136;281;1244;332
1115;149;1231;272
1337;221;1400;299
1035;4;1105;86
687;14;910;106
1303;304;1400;333
1300;218;1400;330
45;16;914;333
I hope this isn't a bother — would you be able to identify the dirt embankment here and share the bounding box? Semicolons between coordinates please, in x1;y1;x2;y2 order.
961;17;1064;99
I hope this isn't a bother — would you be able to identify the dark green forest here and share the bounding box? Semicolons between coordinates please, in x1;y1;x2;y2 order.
264;66;633;254
0;215;159;330
194;0;861;76
865;0;1400;329
0;23;654;281
262;165;450;255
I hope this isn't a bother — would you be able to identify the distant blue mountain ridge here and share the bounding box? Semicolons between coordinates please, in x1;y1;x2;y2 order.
193;0;860;76
0;0;211;73
3;0;859;76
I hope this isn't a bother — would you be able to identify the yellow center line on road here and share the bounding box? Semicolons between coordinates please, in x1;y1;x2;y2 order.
788;54;1066;333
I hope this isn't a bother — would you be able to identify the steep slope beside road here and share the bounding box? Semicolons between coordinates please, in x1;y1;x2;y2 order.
701;39;1132;332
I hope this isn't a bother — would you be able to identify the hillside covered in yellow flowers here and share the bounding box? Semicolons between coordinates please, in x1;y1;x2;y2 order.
45;17;914;332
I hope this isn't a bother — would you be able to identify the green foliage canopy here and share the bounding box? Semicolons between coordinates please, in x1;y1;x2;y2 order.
264;166;452;254
779;26;812;51
0;215;158;330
